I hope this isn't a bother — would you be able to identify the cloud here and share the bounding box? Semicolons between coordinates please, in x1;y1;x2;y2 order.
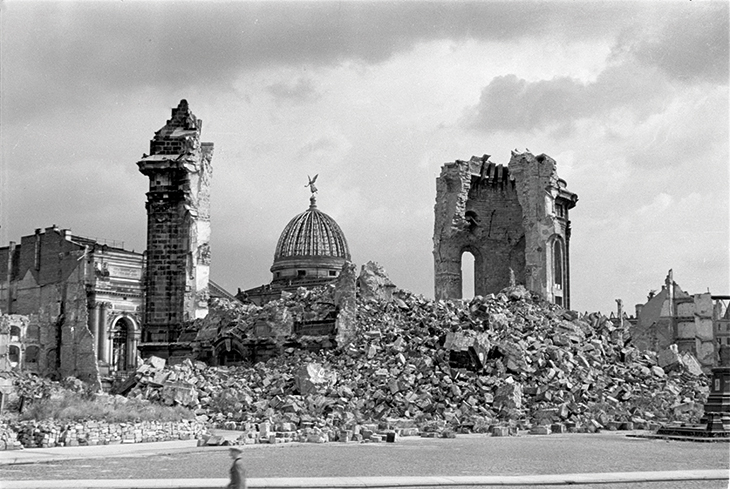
466;58;671;133
637;192;673;217
266;78;320;104
464;3;728;135
629;3;729;85
1;2;674;121
296;134;351;159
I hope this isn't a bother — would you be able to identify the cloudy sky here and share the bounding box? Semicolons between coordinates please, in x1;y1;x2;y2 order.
1;1;728;315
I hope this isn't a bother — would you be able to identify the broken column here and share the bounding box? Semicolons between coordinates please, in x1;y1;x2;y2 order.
137;100;214;359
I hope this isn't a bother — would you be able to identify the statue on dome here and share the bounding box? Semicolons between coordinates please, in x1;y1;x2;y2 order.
305;174;319;194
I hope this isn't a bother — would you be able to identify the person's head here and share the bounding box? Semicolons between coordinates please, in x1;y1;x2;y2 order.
229;447;243;459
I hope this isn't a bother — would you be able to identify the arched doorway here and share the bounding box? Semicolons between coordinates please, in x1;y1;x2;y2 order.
214;337;245;366
461;251;475;299
111;317;135;371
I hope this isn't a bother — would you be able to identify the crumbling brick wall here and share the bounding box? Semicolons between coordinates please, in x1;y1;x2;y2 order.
0;228;100;386
434;151;577;306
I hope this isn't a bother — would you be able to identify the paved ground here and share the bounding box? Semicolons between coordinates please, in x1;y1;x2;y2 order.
1;432;727;488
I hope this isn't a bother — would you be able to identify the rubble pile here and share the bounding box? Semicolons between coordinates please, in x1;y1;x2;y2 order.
125;285;709;438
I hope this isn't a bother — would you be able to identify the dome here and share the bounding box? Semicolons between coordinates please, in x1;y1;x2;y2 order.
271;196;350;282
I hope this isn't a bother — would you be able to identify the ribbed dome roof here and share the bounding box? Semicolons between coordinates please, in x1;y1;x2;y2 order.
274;198;350;261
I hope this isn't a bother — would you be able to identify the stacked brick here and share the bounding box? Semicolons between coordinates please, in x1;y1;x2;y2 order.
4;420;205;449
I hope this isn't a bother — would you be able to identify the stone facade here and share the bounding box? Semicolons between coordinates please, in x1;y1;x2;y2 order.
433;151;577;306
0;225;144;383
631;269;728;370
137;100;214;358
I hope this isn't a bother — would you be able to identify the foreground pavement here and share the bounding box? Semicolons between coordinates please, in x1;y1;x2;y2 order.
0;470;728;488
1;433;727;488
0;439;202;466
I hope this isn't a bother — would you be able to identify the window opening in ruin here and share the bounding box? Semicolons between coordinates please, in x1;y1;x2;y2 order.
218;349;243;366
465;210;480;230
297;270;306;277
25;345;39;364
111;319;130;371
27;324;40;341
553;240;564;288
8;345;20;366
461;251;475;299
9;326;20;342
329;270;337;277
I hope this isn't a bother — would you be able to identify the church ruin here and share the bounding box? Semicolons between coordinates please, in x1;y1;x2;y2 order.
137;100;214;360
433;151;577;307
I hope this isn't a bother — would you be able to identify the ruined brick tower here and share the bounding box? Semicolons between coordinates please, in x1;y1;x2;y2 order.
137;100;213;359
433;151;577;307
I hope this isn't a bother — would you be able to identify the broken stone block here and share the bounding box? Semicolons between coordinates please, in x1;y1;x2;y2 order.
493;382;522;411
529;425;551;435
678;352;703;377
358;261;396;302
147;356;167;371
658;345;681;371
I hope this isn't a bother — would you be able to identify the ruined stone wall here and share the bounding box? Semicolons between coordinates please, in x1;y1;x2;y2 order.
433;157;524;299
138;100;213;348
434;152;576;305
509;152;572;305
631;274;719;371
0;228;100;385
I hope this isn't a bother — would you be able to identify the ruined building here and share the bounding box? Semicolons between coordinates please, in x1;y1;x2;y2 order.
0;225;143;381
631;269;729;370
137;100;214;360
0;102;230;378
240;190;351;306
433;151;577;307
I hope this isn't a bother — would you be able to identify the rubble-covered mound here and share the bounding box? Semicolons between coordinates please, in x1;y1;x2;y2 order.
126;286;709;435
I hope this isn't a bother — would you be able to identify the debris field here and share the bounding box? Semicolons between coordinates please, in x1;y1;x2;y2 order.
124;284;708;441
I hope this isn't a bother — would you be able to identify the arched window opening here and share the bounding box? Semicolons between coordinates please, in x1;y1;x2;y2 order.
461;251;475;300
218;349;244;366
25;345;40;365
553;240;564;287
111;319;130;371
465;210;480;230
27;324;40;342
216;338;245;366
9;326;21;342
8;345;20;366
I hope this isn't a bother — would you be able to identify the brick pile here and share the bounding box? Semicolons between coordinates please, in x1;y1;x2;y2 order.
125;285;709;440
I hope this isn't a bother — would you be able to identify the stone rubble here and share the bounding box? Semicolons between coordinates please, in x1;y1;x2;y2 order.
0;280;710;448
124;285;709;442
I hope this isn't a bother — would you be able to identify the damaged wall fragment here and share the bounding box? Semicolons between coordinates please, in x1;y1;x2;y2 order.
137;100;214;359
433;151;577;307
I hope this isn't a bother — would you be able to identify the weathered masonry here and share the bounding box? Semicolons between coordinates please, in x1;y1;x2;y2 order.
433;151;577;307
0;225;143;382
137;100;214;359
